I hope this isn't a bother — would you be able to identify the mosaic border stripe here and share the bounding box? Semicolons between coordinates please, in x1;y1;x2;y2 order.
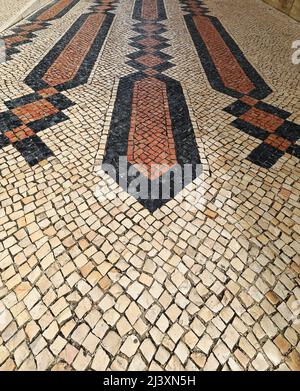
2;0;80;60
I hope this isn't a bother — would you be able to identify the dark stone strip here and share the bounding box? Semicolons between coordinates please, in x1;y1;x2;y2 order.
231;119;269;141
224;101;251;117
28;112;70;133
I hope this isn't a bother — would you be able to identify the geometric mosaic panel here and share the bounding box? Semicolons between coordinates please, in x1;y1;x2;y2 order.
181;0;300;168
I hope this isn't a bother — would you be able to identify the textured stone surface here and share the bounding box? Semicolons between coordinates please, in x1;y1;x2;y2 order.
0;0;299;372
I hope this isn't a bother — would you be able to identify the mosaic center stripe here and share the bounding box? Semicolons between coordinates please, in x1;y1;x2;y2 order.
102;0;201;212
2;0;80;60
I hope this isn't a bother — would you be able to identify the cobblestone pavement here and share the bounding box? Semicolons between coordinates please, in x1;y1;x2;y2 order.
0;0;37;28
0;0;300;371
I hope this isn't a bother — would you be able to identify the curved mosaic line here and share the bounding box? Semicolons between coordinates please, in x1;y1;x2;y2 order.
2;0;80;60
0;0;119;166
103;0;201;212
181;0;300;168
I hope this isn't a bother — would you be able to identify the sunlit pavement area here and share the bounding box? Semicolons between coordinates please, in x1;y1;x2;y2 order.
0;0;300;371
